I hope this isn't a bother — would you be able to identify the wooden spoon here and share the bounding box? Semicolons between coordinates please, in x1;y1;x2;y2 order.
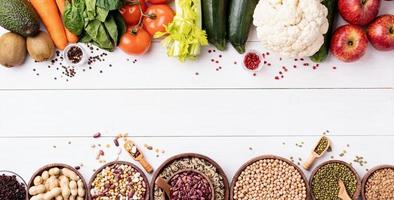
124;139;153;174
338;179;352;200
155;177;172;199
303;136;331;170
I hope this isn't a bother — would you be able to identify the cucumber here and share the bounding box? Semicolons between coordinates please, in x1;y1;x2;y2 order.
310;0;338;62
202;0;227;51
228;0;258;54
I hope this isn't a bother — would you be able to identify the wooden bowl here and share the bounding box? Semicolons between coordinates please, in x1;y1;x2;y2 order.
230;155;311;200
27;163;88;200
0;170;29;200
361;165;394;200
150;153;230;200
88;161;150;200
309;160;361;200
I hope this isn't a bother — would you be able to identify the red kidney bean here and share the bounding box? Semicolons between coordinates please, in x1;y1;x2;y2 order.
169;171;212;200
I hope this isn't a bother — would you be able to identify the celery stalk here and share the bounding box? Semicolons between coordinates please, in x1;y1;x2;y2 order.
154;0;208;62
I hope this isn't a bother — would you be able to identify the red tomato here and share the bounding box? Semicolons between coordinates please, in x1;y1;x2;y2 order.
119;27;152;55
119;0;147;26
143;4;175;36
147;0;168;4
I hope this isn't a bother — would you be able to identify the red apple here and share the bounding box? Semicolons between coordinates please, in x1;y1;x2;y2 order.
367;15;394;51
338;0;381;26
330;24;368;62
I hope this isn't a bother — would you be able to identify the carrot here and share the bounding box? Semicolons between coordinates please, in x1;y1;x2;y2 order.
30;0;68;50
56;0;79;43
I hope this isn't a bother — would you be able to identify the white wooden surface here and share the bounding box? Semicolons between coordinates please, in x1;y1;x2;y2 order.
0;1;393;198
0;136;393;183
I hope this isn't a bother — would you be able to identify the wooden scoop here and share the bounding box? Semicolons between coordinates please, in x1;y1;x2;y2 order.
338;179;352;200
303;136;331;170
124;140;153;174
155;169;215;200
155;177;172;198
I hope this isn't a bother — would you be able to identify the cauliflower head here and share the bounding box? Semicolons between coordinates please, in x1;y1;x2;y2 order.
253;0;329;58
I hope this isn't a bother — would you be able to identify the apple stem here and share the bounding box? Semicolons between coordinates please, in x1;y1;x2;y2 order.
390;27;394;35
348;40;354;46
361;0;367;5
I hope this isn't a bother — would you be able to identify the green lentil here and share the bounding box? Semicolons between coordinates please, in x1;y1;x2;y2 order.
314;136;329;155
312;162;358;200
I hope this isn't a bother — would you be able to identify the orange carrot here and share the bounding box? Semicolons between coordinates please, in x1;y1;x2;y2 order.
30;0;68;50
56;0;79;43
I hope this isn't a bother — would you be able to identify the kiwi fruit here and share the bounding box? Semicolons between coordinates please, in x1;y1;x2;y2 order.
27;31;55;62
0;32;26;67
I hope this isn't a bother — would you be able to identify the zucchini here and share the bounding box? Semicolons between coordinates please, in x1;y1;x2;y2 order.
310;0;338;62
228;0;258;54
202;0;227;51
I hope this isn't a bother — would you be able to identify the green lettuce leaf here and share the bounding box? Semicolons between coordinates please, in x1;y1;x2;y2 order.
96;7;109;22
85;20;114;51
96;0;125;11
63;0;85;35
85;0;97;20
104;15;118;45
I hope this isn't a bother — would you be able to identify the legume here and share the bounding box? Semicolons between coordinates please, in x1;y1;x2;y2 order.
154;157;226;200
0;173;26;200
233;158;307;200
28;167;86;200
170;171;212;200
314;136;329;155
90;163;147;200
365;168;394;200
312;162;358;200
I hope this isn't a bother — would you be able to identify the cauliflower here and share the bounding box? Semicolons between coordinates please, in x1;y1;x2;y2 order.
253;0;329;58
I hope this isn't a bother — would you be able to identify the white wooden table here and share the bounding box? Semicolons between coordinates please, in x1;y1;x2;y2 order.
0;2;393;196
